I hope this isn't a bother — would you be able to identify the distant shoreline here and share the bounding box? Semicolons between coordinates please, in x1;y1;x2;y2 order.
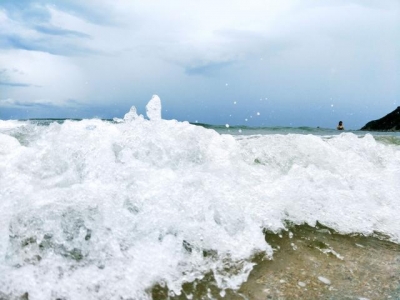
2;118;400;132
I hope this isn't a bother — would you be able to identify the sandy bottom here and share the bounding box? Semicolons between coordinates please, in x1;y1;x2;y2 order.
152;224;400;300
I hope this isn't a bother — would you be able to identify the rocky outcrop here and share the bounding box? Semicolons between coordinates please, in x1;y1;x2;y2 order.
361;107;400;131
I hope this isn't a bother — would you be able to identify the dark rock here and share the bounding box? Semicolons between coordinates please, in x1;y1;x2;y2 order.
361;107;400;131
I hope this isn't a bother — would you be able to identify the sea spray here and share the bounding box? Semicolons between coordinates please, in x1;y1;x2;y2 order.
0;96;399;299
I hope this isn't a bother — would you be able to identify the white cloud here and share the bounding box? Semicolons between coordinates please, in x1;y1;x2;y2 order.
0;49;86;107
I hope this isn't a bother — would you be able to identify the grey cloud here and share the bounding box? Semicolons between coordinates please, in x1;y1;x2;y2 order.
1;0;52;24
0;34;99;56
34;25;91;38
0;81;32;87
182;30;294;76
53;2;120;26
185;61;234;76
66;98;87;107
0;98;67;109
0;69;31;87
0;68;24;75
0;0;117;27
0;1;104;56
12;101;54;108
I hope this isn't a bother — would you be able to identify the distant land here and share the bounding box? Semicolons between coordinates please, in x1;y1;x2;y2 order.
361;107;400;131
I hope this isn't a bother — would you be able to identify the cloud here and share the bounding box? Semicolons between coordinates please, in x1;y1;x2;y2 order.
0;0;398;127
0;98;53;108
185;61;234;76
1;35;39;52
0;49;87;110
0;97;86;109
1;0;52;24
0;3;98;56
1;34;99;56
0;0;115;26
0;68;33;87
0;81;32;87
34;25;91;38
52;2;121;26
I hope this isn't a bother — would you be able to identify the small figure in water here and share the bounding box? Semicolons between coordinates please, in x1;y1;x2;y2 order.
337;121;344;130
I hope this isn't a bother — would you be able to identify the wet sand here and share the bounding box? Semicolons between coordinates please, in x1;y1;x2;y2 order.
238;224;400;300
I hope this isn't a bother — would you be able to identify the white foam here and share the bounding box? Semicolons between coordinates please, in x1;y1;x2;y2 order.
123;105;143;122
0;97;399;299
146;94;161;121
0;120;27;130
0;133;21;155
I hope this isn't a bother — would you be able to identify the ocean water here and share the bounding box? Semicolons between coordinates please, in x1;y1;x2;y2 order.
1;96;399;299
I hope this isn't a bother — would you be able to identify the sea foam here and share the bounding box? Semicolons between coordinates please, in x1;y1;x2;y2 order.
0;96;399;299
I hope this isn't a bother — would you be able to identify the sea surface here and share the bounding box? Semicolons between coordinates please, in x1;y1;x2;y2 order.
1;97;399;299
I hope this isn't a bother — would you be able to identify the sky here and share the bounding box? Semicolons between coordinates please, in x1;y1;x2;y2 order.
0;0;399;129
